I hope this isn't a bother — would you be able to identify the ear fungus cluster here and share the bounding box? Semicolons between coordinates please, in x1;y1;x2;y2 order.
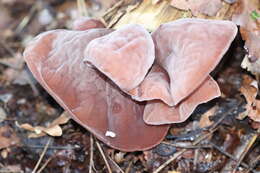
23;18;237;151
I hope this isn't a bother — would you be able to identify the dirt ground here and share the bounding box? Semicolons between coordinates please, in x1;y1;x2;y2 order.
0;0;259;173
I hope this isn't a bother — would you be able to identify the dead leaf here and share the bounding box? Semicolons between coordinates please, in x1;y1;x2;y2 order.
51;111;71;125
240;75;260;122
233;0;260;75
199;106;217;128
18;111;71;138
0;126;20;149
114;152;125;163
240;75;258;104
1;149;8;158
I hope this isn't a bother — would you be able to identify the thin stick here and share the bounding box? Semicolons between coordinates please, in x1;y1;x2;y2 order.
161;141;211;149
107;154;125;173
232;133;258;173
125;161;132;173
193;149;199;170
36;156;53;173
32;138;52;173
24;70;39;96
95;140;112;173
210;101;242;130
209;141;251;169
77;0;88;17
0;40;16;57
153;129;217;173
15;3;38;33
245;155;260;173
23;145;75;150
102;0;125;17
89;134;94;173
153;149;186;173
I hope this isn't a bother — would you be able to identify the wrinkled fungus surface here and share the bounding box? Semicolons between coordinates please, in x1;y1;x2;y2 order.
152;18;237;105
24;18;237;151
24;29;169;151
84;24;155;91
73;17;106;31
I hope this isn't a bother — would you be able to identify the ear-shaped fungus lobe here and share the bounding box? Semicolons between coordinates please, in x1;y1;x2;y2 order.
84;24;155;91
128;64;174;106
144;76;221;125
73;17;105;31
23;29;169;151
152;18;237;105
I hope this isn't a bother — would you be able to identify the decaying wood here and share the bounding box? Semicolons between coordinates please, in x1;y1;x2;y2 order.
103;0;238;31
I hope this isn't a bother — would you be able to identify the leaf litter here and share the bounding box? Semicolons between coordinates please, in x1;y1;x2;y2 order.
0;0;259;172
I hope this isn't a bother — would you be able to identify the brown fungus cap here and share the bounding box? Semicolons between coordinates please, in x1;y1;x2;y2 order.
152;18;238;106
84;24;155;91
128;64;174;106
23;18;238;150
73;17;106;31
143;76;221;125
23;28;169;152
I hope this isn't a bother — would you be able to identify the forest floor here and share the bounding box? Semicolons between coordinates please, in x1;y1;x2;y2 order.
0;0;259;173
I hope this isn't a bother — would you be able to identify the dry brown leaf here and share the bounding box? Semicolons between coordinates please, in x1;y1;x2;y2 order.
114;152;125;163
51;111;71;125
19;111;71;138
233;0;260;75
240;75;260;122
199;106;217;128
0;126;20;149
1;149;8;158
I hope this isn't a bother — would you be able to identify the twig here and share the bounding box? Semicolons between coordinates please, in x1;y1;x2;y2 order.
36;156;53;173
32;138;52;173
153;128;217;173
153;148;186;173
193;149;199;170
125;161;132;173
245;155;260;173
232;133;258;173
102;0;125;17
0;40;16;58
161;141;211;149
210;100;242;130
89;134;94;173
95;140;112;173
209;141;251;169
77;0;88;17
107;155;125;173
153;102;239;173
15;3;38;34
24;70;40;96
22;145;76;150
